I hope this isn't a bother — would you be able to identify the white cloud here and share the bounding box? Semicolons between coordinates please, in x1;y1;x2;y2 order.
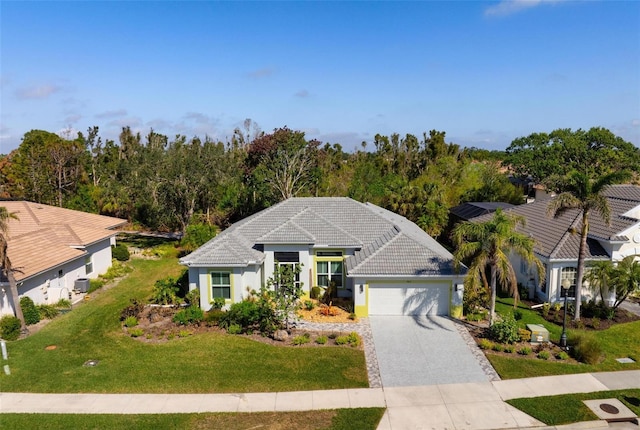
15;83;61;100
484;0;567;17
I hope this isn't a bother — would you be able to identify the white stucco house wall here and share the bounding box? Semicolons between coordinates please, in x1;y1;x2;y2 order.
180;197;467;317
0;201;127;316
472;185;640;305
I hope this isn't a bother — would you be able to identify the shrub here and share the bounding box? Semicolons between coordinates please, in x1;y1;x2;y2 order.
129;328;143;337
37;304;59;320
0;315;21;340
537;350;550;360
111;243;130;261
556;351;570;360
542;302;551;318
204;309;226;326
591;317;601;330
87;279;105;294
518;328;532;342
518;347;532;355
478;339;494;350
504;345;515;353
513;309;523;321
315;335;327;345
120;299;145;321
173;306;204;326
123;316;138;327
178;330;191;338
466;312;486;322
553;302;562;313
220;300;260;330
293;333;311;345
151;276;181;305
186;289;200;307
335;335;349;345
492;343;504;352
227;323;242;334
489;315;520;344
304;300;315;311
211;297;226;310
56;298;72;308
100;260;133;281
310;286;321;300
568;333;603;365
328;333;337;339
20;296;40;325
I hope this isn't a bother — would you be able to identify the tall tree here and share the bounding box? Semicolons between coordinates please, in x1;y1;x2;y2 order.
0;207;27;334
452;209;543;325
547;171;631;320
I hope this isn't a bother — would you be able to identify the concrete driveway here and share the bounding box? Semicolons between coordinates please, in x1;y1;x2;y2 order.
369;316;490;387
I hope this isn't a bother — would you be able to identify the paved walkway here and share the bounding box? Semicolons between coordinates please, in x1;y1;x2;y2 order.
2;370;639;430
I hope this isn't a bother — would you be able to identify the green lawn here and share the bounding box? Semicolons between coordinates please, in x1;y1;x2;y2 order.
507;390;640;425
488;298;640;379
1;408;386;430
0;250;368;393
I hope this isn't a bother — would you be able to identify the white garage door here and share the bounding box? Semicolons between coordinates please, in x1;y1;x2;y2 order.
369;283;450;316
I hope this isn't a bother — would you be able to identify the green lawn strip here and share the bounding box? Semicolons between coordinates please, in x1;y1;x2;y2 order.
507;389;640;425
0;408;386;430
489;298;640;379
0;253;368;393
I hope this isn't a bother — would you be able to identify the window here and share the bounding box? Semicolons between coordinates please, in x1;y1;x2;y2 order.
520;259;528;275
85;255;93;275
560;267;577;298
211;272;231;299
274;252;300;290
315;251;344;289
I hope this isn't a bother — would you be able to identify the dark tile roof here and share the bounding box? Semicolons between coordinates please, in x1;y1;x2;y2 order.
450;202;514;221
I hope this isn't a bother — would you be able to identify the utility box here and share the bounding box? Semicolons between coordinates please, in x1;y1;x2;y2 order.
526;324;549;343
74;278;90;293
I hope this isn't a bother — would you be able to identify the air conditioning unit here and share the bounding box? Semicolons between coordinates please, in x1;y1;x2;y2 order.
74;278;90;293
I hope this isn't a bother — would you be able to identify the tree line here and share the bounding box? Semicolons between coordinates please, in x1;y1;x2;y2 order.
1;123;637;244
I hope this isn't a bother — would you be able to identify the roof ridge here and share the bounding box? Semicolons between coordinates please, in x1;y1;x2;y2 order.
297;207;362;246
349;227;400;272
549;210;582;259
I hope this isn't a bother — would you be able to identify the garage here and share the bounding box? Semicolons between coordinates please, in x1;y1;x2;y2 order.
368;282;450;315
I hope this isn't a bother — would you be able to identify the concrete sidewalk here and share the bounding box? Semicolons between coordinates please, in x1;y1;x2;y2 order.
1;370;639;430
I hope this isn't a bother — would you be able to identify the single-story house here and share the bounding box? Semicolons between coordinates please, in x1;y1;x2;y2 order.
180;197;467;317
0;201;127;316
471;185;640;304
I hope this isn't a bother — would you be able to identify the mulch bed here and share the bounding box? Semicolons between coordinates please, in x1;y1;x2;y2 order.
125;305;362;349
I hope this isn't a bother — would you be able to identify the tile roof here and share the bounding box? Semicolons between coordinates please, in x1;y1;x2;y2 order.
471;185;640;261
181;197;461;278
450;202;514;221
1;201;127;281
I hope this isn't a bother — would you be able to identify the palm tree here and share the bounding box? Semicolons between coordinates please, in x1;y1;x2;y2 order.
452;209;543;325
547;170;630;320
611;255;640;309
0;206;28;334
584;260;615;305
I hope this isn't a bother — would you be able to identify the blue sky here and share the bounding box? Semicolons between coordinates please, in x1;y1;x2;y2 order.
1;1;638;153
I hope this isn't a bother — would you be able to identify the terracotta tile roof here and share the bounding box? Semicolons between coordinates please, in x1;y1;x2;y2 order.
1;201;127;281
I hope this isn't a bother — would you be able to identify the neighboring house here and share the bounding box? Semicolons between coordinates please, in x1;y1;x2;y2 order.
449;202;514;222
471;185;640;304
0;201;127;316
180;197;466;317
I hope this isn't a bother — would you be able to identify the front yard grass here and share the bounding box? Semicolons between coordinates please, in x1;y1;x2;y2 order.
507;389;640;425
0;249;368;393
487;298;640;379
2;408;386;430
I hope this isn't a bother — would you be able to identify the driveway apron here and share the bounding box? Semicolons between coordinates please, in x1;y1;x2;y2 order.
369;316;490;387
